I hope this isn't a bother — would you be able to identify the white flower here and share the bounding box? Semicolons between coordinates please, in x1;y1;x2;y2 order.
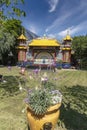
29;75;33;79
3;80;7;83
41;77;45;82
22;107;26;113
19;85;22;91
35;86;38;90
52;94;62;104
43;72;47;78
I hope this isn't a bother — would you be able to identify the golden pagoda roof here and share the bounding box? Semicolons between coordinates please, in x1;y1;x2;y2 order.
63;34;72;41
17;34;27;40
16;46;27;49
62;48;71;50
29;38;60;47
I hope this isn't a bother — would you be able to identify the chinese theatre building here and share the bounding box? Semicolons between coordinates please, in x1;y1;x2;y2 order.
17;33;72;68
28;37;60;66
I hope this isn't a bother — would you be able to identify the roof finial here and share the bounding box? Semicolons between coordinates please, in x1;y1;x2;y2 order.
63;28;72;41
67;29;70;35
43;34;47;39
22;27;24;34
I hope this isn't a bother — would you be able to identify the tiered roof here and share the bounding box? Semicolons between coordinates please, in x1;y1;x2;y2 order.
29;38;60;47
17;34;27;40
63;31;72;41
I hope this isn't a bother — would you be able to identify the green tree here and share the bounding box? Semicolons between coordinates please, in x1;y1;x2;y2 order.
0;19;24;65
3;18;23;37
0;0;26;20
0;26;15;64
0;0;26;64
0;27;15;52
72;35;87;69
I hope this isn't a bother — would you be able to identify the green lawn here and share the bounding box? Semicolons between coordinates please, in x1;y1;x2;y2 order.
0;66;87;130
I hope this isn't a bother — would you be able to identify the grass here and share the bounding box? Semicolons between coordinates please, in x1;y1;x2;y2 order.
0;66;87;130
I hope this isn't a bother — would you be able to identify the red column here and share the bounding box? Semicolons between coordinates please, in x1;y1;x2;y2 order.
54;51;56;61
32;49;34;61
63;51;65;62
69;50;71;62
62;51;64;62
24;50;26;61
18;51;20;61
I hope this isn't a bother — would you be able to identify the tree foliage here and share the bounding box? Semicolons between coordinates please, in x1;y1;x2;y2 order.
0;18;23;52
72;35;87;69
0;27;15;53
3;18;23;38
0;18;24;64
0;0;26;19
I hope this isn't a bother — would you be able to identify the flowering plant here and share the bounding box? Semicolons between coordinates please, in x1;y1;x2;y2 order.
21;69;62;115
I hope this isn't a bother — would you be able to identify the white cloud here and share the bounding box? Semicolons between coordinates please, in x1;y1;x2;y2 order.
72;21;87;34
46;0;87;34
45;20;87;39
48;0;59;13
58;27;74;37
47;33;56;38
58;20;87;37
22;20;38;34
29;25;37;34
45;12;71;32
58;29;69;37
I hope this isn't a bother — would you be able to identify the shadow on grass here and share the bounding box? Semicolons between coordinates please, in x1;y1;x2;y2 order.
0;76;20;96
59;85;87;130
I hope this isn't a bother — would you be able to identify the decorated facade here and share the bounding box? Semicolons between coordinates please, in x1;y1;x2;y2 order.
28;38;60;66
61;34;72;68
17;34;27;61
17;33;72;68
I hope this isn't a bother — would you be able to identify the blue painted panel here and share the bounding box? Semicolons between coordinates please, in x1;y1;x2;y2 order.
62;63;71;69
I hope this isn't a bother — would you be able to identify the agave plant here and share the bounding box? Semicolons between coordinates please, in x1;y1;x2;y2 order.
23;70;62;115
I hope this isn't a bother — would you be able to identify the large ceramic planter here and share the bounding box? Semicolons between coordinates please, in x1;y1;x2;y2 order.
27;103;61;130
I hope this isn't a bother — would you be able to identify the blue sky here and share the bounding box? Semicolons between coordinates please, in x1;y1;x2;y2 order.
8;0;87;39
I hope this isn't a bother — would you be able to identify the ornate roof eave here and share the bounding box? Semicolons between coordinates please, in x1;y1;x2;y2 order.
16;46;27;49
29;38;60;47
17;34;27;40
63;35;72;41
62;48;71;50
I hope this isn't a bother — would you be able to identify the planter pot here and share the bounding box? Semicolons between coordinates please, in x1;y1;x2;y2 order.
27;103;61;130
